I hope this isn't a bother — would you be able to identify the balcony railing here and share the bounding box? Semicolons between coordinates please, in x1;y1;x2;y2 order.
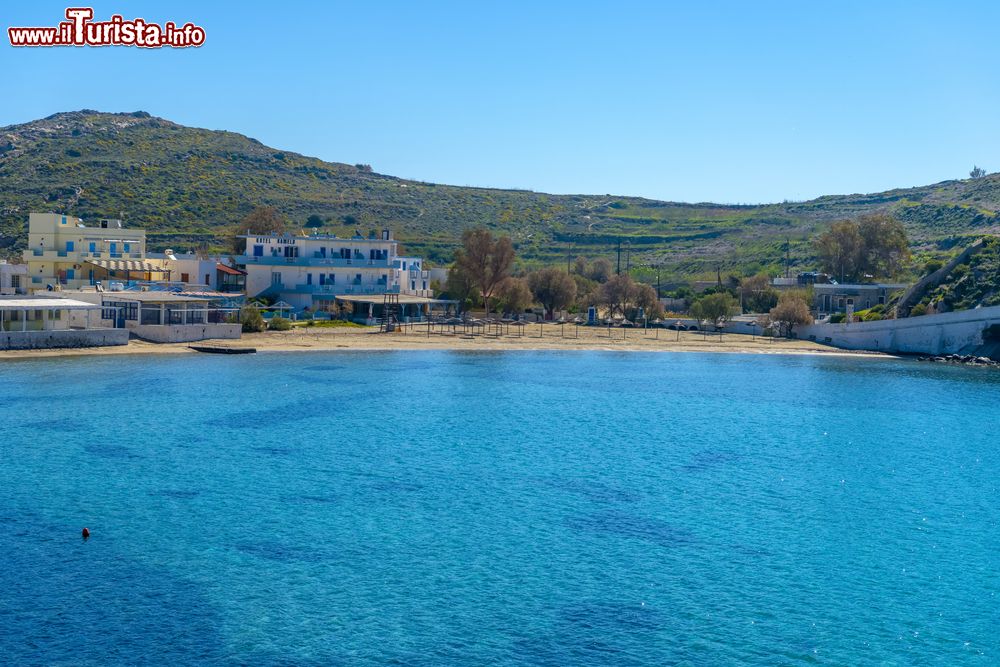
286;283;401;296
242;255;392;268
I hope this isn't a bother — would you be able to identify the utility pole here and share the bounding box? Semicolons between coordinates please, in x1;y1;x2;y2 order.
616;239;622;275
785;237;791;278
566;243;572;273
625;241;631;274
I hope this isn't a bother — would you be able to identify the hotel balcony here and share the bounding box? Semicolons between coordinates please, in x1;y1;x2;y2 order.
242;255;392;268
284;283;401;296
29;250;140;260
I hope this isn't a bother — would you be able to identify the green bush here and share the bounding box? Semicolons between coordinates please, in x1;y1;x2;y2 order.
910;303;928;316
240;305;266;333
924;259;944;274
268;317;292;331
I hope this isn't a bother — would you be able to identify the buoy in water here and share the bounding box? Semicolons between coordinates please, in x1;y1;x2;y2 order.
81;527;90;539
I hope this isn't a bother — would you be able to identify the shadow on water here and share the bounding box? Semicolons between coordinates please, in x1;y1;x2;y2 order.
83;443;144;460
536;476;643;504
234;540;329;564
0;532;227;664
566;510;697;548
302;364;347;373
150;489;200;500
22;416;81;432
513;601;664;666
680;449;741;472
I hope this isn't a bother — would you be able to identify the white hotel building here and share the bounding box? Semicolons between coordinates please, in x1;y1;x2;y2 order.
240;229;431;311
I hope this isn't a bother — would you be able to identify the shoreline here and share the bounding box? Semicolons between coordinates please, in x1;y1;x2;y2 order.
0;325;893;361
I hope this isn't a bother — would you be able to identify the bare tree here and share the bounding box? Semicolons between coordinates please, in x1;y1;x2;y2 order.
769;294;814;336
232;206;288;253
970;165;987;179
453;229;515;318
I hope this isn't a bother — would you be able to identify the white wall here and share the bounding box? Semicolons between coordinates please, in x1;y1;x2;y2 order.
127;322;242;343
0;328;128;350
796;305;1000;355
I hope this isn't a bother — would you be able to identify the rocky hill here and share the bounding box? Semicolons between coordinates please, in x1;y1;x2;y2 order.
2;110;1000;278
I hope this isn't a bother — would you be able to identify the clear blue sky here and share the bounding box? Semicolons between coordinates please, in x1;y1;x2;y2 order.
3;1;998;203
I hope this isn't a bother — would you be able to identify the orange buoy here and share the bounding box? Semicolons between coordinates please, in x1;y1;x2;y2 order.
81;527;90;539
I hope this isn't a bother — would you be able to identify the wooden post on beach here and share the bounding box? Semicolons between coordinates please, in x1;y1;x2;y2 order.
539;323;543;338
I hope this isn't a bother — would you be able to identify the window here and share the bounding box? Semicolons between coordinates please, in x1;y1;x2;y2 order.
253;245;264;257
284;246;298;258
11;275;20;289
123;243;131;254
181;273;189;283
109;242;118;257
307;273;313;285
66;241;74;252
89;242;97;253
271;272;282;286
319;274;325;286
61;216;67;225
66;269;75;280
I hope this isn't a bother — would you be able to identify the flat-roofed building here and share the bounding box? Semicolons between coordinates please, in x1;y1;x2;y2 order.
0;260;27;295
0;294;127;350
239;228;431;312
22;212;170;291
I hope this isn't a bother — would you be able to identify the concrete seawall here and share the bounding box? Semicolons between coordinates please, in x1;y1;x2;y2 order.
0;328;129;350
796;306;1000;356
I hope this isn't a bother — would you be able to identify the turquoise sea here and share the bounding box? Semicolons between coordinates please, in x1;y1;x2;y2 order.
0;351;997;665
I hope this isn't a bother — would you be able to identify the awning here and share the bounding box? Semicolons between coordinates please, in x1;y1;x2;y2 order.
216;263;246;276
85;259;170;273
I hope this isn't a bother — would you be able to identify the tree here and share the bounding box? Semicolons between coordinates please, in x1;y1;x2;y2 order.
527;268;577;319
970;165;987;179
305;214;324;228
573;255;588;276
586;258;613;283
453;229;515;317
815;215;910;282
232;206;288;253
495;277;533;316
444;264;478;313
857;214;910;278
816;220;864;283
739;273;779;313
635;283;663;319
599;274;639;318
769;293;814;336
689;292;738;328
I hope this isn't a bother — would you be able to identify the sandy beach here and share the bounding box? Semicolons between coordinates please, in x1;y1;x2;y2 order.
0;323;890;360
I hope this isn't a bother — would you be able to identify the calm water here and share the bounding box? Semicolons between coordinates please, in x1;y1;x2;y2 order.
0;351;998;665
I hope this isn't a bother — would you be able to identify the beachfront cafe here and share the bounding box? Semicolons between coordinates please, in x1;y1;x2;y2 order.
0;294;128;350
99;292;242;343
334;294;458;325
